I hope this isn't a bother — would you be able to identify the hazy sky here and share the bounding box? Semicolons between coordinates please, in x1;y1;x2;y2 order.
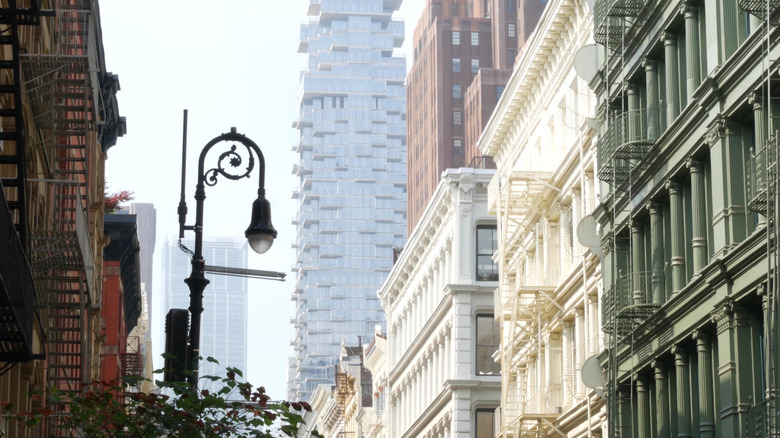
100;0;424;399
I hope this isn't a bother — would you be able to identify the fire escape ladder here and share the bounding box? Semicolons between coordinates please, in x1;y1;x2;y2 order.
28;180;91;437
0;0;33;248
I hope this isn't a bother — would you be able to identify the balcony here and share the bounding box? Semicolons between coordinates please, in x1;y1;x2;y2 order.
0;184;40;361
597;107;663;185
601;271;660;337
739;0;780;20
746;135;777;214
593;0;646;50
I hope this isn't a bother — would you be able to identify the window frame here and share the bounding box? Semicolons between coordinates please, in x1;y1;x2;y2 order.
471;31;479;46
508;22;516;38
453;83;461;99
452;31;460;45
471;58;480;73
453;57;461;73
475;408;495;438
476;225;498;281
475;314;500;376
453;110;462;126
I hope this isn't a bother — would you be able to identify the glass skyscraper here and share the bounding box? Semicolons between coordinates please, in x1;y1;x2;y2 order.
161;236;248;393
289;0;407;402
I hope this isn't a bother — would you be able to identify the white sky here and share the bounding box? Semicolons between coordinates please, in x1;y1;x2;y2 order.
100;0;425;400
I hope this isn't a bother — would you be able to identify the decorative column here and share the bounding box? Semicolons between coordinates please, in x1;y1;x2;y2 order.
653;360;670;437
682;1;701;99
618;387;633;438
575;308;584;391
707;119;747;255
662;32;680;125
674;346;693;437
667;181;686;294
562;320;572;404
750;92;768;226
636;375;650;438
632;221;646;304
647;202;666;303
712;302;753;437
644;59;661;139
628;83;641;142
687;159;709;272
572;188;583;256
694;330;715;438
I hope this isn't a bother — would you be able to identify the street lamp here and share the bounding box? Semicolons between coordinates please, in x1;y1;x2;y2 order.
176;110;277;388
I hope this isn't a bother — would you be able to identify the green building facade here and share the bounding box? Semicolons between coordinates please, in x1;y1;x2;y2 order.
593;0;780;437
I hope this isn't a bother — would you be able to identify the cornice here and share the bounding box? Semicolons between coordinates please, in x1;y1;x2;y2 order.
478;0;591;161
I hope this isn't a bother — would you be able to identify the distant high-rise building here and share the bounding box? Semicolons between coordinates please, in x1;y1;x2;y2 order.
406;0;545;233
161;237;249;391
290;0;408;402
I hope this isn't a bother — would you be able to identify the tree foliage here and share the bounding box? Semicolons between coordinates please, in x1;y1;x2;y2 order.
6;360;323;438
104;189;135;213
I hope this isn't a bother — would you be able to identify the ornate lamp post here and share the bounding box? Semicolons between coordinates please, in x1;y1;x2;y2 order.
177;110;277;388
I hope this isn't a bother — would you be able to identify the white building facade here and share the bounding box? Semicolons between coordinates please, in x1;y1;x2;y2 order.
477;0;607;436
379;168;500;438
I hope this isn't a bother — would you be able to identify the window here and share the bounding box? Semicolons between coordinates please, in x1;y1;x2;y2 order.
454;138;462;154
452;31;460;45
508;23;516;37
507;0;516;12
471;31;479;46
476;314;500;375
496;85;505;100
453;84;461;99
453;110;462;125
453;58;461;72
475;409;495;438
476;225;498;281
471;58;480;73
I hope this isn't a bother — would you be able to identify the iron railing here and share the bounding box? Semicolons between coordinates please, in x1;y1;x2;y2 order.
0;183;40;361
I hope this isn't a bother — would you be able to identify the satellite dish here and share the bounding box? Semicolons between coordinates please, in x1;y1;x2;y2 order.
573;44;603;84
577;215;600;248
581;355;605;389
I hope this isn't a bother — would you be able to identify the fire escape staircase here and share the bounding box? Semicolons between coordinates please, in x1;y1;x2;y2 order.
26;0;97;413
593;0;646;51
0;0;51;363
739;0;780;23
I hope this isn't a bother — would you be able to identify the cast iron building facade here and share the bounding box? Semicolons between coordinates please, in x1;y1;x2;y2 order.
406;0;546;233
290;0;408;402
591;0;780;436
161;237;249;392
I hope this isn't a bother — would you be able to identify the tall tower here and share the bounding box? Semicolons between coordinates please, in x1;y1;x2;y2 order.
290;0;407;402
161;236;249;392
406;0;545;233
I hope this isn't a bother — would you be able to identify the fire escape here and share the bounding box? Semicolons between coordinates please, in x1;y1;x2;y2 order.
491;171;566;437
0;0;50;365
593;1;660;437
0;0;123;435
742;1;780;437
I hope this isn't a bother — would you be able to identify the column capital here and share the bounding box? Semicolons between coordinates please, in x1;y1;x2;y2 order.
686;157;704;173
660;31;677;45
643;57;657;71
706;117;739;145
652;360;666;377
665;179;683;194
680;0;699;16
672;346;689;366
693;329;709;343
749;90;763;108
646;200;662;214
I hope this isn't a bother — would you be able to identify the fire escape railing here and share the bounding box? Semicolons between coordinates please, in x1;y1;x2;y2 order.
0;181;42;361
